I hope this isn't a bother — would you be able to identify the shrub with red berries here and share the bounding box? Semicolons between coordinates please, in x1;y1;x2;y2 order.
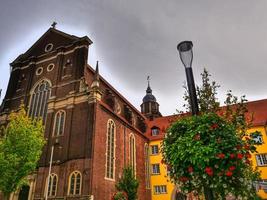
162;113;260;199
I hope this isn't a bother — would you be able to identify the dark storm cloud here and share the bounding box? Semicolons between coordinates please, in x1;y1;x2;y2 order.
1;0;267;115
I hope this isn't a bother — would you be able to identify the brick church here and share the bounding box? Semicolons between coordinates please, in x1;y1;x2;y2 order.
0;27;163;200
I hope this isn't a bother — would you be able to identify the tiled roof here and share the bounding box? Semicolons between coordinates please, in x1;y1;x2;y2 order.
145;99;267;140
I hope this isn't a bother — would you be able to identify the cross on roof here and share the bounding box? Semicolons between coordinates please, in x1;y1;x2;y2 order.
51;21;57;29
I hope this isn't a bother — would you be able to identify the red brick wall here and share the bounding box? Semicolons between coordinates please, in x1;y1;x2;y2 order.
34;158;92;199
91;103;151;200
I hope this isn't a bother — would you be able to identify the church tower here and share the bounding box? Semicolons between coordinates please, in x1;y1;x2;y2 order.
141;77;162;119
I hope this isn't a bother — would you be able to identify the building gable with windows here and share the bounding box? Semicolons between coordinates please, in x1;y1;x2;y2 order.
0;27;151;200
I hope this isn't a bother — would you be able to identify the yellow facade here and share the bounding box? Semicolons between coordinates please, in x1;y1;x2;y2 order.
149;126;267;200
149;140;175;200
248;126;267;199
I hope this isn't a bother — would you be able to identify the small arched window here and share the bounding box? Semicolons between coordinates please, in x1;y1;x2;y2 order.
129;133;136;176
144;143;150;189
47;173;57;197
68;171;82;196
53;110;65;136
105;119;116;179
29;79;51;123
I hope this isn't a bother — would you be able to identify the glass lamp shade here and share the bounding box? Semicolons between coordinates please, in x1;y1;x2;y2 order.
177;41;193;68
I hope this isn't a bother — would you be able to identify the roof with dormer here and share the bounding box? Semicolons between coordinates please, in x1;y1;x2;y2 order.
145;99;267;141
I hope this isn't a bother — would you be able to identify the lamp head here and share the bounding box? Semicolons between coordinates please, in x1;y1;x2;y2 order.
177;41;193;69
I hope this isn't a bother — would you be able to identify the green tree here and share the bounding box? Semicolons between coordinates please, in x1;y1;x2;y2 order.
162;113;260;199
0;107;45;200
182;68;220;114
166;69;261;199
115;166;139;200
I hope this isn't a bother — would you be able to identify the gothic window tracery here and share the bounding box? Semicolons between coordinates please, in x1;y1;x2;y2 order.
29;80;51;123
47;173;57;197
129;133;136;176
68;171;82;195
105;119;116;179
53;110;65;136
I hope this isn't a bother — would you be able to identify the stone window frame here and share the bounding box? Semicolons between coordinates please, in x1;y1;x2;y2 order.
68;171;82;196
144;143;150;189
36;67;43;76
28;79;51;124
45;173;58;197
45;43;53;52
105;119;116;181
129;133;136;177
53;110;66;137
47;63;55;72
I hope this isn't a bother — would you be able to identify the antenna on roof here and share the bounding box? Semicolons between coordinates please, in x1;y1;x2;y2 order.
51;21;57;29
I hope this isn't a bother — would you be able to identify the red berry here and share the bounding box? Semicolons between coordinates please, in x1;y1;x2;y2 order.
229;166;236;171
188;166;193;173
230;154;235;159
237;153;243;159
225;171;233;177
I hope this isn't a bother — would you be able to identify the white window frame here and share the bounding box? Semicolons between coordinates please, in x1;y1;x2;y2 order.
256;154;267;166
152;164;160;174
151;145;159;155
151;128;159;136
154;185;167;194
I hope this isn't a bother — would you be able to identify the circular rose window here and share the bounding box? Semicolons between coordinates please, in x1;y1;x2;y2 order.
45;43;53;52
36;67;43;75
47;63;55;72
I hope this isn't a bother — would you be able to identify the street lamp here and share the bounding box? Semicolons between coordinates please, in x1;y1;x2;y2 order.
177;41;199;115
45;140;61;200
177;41;214;200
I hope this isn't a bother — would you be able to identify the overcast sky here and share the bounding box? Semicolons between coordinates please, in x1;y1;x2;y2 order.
1;0;267;115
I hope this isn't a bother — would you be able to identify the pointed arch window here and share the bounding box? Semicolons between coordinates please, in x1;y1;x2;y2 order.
53;110;65;136
144;143;150;189
29;79;51;123
68;171;82;196
105;119;116;179
46;173;58;197
129;133;136;176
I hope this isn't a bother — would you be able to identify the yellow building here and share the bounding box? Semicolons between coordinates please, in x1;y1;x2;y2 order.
145;99;267;200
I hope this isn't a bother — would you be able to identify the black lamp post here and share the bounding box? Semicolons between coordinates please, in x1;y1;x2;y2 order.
177;41;199;115
177;41;214;200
